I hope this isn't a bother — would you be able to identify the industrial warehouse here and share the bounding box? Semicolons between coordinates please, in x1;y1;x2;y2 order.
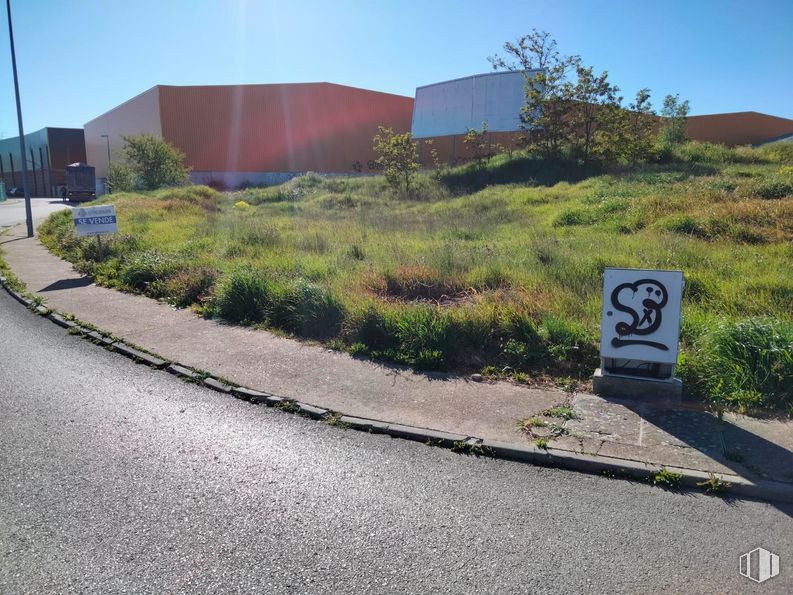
0;127;85;197
83;83;414;190
3;75;793;195
410;72;793;164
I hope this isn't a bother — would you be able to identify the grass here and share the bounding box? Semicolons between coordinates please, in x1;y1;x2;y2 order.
696;473;731;495
534;438;549;450
36;143;793;412
518;417;548;431
542;406;579;420
451;440;494;456
649;468;683;489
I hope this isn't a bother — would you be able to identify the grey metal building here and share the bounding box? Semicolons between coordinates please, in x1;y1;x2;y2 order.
0;128;86;197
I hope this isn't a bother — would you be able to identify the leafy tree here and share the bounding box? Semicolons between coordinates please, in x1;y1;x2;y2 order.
567;65;620;163
658;94;690;148
120;134;191;190
491;30;580;159
488;28;564;71
462;122;493;168
107;161;135;193
593;88;656;164
625;89;657;163
592;102;630;163
373;126;419;195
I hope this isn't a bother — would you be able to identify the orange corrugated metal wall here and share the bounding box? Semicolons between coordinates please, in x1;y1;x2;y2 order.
416;132;524;167
158;83;414;173
685;112;793;146
415;112;793;162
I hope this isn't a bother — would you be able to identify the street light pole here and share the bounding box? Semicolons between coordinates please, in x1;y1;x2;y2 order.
101;134;111;193
6;0;33;237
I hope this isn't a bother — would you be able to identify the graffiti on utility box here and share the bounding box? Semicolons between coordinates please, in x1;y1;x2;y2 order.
600;268;684;365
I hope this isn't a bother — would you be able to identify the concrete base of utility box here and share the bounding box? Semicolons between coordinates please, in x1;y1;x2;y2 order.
592;368;682;405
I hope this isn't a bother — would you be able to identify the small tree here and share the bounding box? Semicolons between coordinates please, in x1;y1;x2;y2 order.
107;161;135;193
462;122;492;168
592;89;656;165
592;102;630;164
491;30;580;159
121;134;191;190
373;126;419;195
566;65;620;163
625;89;656;163
658;94;690;148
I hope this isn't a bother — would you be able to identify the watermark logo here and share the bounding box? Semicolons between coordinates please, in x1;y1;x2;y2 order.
739;548;780;583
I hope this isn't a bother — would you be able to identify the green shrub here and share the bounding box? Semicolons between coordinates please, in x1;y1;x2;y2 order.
553;208;595;227
681;317;793;411
342;303;398;352
539;316;598;365
120;133;191;190
392;306;453;369
212;268;344;338
162;267;218;308
211;268;271;324
119;251;185;295
107;162;136;193
286;281;346;339
660;215;729;239
500;312;546;368
741;175;793;199
756;141;793;164
671;142;753;164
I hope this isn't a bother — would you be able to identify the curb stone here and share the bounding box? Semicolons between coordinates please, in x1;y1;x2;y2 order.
166;363;201;381
294;402;330;420
2;275;792;504
338;416;390;433
385;424;468;446
203;377;233;393
87;330;115;347
231;386;270;402
47;312;77;329
112;342;168;368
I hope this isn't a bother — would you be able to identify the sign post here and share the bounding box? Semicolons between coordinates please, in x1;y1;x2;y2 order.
593;268;684;402
72;205;117;237
73;205;117;260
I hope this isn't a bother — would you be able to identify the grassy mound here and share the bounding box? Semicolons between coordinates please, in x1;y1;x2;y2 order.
38;146;793;412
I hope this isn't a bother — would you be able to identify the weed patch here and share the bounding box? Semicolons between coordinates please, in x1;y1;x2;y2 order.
679;317;793;411
649;468;683;488
696;473;731;495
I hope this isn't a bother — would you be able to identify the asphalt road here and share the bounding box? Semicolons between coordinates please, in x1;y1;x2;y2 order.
1;288;792;594
0;198;71;228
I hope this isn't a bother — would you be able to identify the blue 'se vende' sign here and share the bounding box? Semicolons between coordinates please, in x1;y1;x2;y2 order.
73;205;118;237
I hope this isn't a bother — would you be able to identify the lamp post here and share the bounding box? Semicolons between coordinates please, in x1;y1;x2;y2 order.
100;134;111;193
6;0;33;237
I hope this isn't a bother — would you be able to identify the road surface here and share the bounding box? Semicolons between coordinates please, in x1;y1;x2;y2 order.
0;197;71;228
0;289;791;594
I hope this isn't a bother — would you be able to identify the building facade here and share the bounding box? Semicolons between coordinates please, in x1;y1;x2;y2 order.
0;127;86;197
85;83;414;189
411;72;793;164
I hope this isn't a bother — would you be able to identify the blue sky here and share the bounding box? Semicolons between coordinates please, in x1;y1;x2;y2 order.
1;0;792;137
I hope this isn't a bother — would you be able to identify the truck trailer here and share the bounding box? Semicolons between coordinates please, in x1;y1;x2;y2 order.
63;163;96;202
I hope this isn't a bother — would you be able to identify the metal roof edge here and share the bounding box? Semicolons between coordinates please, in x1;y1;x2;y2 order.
414;70;544;92
154;81;413;100
689;110;793;122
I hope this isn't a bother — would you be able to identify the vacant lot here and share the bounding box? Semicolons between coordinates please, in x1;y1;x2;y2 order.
39;144;793;411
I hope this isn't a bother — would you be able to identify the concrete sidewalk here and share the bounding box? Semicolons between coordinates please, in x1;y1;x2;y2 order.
2;223;792;490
